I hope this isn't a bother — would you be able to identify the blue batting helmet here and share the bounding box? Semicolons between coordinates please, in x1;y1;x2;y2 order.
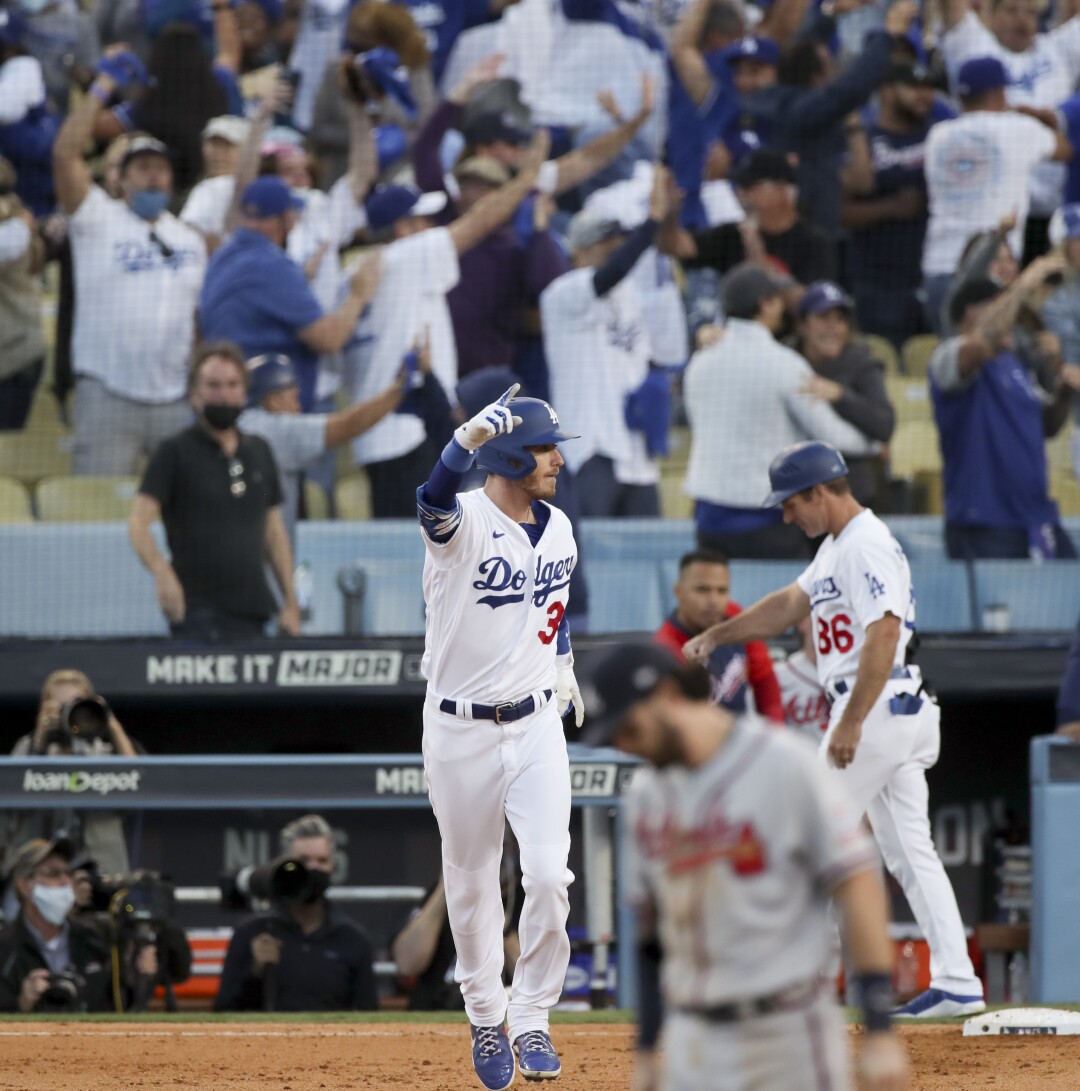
762;441;848;507
247;353;299;406
475;397;579;481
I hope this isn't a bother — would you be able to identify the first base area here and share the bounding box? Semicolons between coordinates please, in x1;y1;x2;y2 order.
963;1008;1080;1036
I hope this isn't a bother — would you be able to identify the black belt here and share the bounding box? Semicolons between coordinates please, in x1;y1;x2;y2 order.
439;690;552;725
828;666;912;706
678;979;822;1024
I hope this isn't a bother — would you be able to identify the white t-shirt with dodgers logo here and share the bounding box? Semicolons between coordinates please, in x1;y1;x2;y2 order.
795;510;915;695
941;12;1080;214
541;267;658;485
922;111;1056;276
421;489;577;703
68;186;206;403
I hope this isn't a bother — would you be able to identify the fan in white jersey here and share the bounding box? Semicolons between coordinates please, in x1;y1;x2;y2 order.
685;441;987;1020
774;615;829;745
416;384;584;1089
579;641;909;1091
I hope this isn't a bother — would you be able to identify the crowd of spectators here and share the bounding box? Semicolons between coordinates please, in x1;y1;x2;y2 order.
2;0;1080;641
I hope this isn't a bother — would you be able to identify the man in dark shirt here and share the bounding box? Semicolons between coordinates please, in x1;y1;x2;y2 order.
841;62;942;348
665;149;838;295
128;341;299;641
214;815;377;1012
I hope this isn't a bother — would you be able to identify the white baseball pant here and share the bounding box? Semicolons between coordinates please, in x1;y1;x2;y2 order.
422;695;573;1041
824;678;981;994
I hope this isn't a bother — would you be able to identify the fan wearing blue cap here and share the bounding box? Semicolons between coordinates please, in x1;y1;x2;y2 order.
790;282;895;506
922;53;1070;330
199;174;383;414
682;437;988;1021
238;348;430;541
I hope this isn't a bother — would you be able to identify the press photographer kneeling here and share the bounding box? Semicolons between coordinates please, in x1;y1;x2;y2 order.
214;815;377;1012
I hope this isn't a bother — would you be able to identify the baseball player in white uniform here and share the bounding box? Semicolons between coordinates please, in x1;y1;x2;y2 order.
416;384;584;1089
579;641;909;1091
685;441;986;1019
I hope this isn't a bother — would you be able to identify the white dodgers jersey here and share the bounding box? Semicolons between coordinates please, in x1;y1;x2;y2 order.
622;717;876;1006
420;490;578;703
796;510;915;695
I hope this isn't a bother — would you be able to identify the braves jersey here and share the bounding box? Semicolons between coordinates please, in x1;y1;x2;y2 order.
420;489;577;703
622;717;875;1006
795;510;915;696
774;650;829;745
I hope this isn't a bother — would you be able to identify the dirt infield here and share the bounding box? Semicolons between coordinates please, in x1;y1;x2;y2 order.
0;1020;1078;1090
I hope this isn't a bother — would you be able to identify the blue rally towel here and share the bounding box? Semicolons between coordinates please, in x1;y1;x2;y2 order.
624;368;672;457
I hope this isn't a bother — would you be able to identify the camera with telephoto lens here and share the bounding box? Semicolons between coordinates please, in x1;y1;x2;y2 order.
41;695;112;751
37;970;87;1013
220;856;330;911
89;871;177;933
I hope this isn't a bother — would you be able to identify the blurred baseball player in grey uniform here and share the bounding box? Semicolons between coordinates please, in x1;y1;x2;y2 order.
686;441;985;1020
580;642;908;1091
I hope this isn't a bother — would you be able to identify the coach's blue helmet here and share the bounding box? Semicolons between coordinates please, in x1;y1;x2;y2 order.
762;441;848;507
476;397;579;481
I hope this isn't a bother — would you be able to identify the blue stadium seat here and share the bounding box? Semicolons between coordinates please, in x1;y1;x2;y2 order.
910;561;976;633
579;518;695;561
588;560;665;634
971;560;1080;632
0;525;168;637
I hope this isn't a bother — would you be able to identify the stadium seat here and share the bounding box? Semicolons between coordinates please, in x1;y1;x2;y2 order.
971;560;1080;632
0;424;73;486
861;334;901;375
910;561;977;632
900;334;940;378
885;375;932;425
0;476;33;523
35;475;138;522
1052;468;1080;518
588;560;665;633
335;471;372;520
889;420;942;478
303;479;330;520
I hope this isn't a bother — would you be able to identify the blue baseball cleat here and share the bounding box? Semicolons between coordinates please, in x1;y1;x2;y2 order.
471;1024;516;1091
514;1030;561;1080
893;988;986;1018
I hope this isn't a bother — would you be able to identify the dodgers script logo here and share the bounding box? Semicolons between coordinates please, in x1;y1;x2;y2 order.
473;553;575;609
810;576;842;607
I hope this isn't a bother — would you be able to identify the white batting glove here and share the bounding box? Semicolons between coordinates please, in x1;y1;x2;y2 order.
556;654;584;728
455;383;523;452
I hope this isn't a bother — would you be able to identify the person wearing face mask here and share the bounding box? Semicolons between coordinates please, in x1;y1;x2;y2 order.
128;342;300;641
53;51;207;476
0;839;114;1013
198;174;380;414
214;815;377;1012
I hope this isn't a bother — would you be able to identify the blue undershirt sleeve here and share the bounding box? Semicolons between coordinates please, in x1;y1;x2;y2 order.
556;615;571;656
416;438;474;543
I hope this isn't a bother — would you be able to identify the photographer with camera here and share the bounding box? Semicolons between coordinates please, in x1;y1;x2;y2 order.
0;838;115;1012
214;814;377;1012
1;670;143;918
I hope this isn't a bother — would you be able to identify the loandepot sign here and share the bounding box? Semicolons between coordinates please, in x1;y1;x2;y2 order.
22;770;141;795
